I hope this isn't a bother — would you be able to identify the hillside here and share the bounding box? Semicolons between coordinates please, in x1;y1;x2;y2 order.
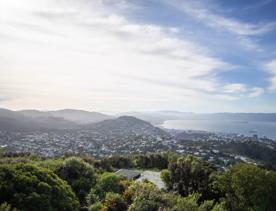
0;109;169;137
88;116;170;138
0;153;275;211
20;109;112;124
0;109;79;131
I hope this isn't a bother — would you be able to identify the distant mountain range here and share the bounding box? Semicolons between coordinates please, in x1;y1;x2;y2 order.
19;109;112;124
0;109;168;138
120;111;276;124
0;109;76;131
1;108;276;134
0;108;112;131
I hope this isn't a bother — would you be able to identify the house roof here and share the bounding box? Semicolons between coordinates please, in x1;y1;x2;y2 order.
115;169;141;179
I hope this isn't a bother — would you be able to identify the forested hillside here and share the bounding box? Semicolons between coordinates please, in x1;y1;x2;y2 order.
0;152;275;211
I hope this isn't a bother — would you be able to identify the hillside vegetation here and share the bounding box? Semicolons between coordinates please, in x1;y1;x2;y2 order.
0;152;276;211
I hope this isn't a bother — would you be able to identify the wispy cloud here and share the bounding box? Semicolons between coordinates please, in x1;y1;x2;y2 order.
265;59;276;74
0;0;232;110
269;76;276;91
242;0;273;11
0;0;271;111
264;59;276;91
223;83;247;94
161;0;275;54
248;87;265;97
221;83;264;98
164;0;275;36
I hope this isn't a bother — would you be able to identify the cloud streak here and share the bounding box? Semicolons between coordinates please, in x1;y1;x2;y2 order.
0;0;272;112
265;59;276;91
161;0;275;54
164;0;275;36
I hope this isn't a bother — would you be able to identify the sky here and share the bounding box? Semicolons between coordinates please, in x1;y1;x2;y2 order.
1;0;276;113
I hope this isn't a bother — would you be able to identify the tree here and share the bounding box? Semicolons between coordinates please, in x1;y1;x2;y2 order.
37;158;63;171
108;155;134;169
172;193;214;211
91;173;127;200
210;202;226;211
168;156;217;200
127;181;219;211
160;169;172;189
217;164;276;211
88;202;105;211
55;157;96;205
134;153;168;169
82;156;113;172
87;192;100;206
0;164;79;211
103;192;127;211
127;182;167;211
0;202;19;211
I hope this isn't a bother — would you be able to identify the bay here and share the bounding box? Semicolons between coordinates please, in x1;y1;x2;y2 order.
161;119;276;140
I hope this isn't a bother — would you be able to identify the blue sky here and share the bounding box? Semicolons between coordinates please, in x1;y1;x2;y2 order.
0;0;276;113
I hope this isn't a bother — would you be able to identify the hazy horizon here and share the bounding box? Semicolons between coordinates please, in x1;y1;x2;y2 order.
2;107;276;115
1;0;276;112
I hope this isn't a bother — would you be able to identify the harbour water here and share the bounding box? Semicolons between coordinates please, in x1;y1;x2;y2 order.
162;119;276;140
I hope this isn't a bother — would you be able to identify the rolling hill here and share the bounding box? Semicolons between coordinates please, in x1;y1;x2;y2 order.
87;116;170;138
19;109;112;124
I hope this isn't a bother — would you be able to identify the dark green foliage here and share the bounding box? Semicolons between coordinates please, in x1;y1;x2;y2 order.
103;192;127;211
127;182;220;211
210;202;226;211
99;152;183;171
87;192;100;205
160;169;172;189
107;155;134;169
88;202;104;211
96;158;113;172
54;157;96;205
82;156;113;172
1;153;276;211
0;154;37;165
127;182;167;211
134;153;168;169
0;202;19;211
0;163;79;211
217;164;276;211
172;194;211;211
162;151;180;164
36;158;63;171
168;155;217;200
91;173;127;200
105;153;170;170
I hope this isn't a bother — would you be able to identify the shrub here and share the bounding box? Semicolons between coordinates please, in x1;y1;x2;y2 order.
55;157;96;204
217;164;276;211
92;173;126;199
103;192;127;211
168;156;217;200
88;202;105;211
0;163;79;211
